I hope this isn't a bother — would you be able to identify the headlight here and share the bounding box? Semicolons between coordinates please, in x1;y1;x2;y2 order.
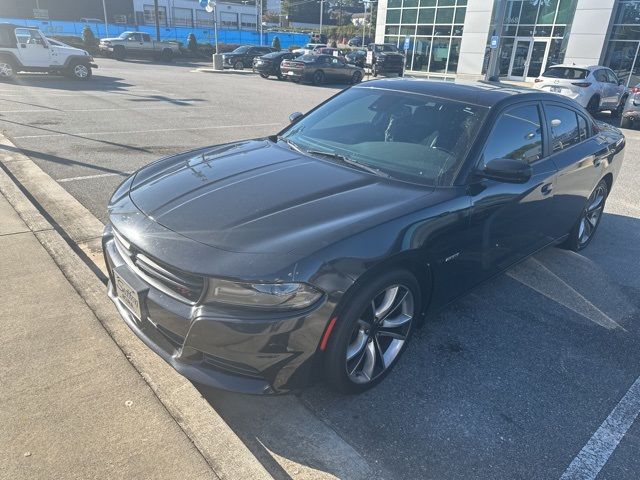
102;41;112;46
205;278;323;310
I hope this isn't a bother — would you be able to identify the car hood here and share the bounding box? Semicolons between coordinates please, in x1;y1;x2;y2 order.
127;140;432;254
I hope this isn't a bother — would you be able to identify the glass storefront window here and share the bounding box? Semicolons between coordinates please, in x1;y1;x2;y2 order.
388;0;402;8
614;1;640;24
404;0;419;8
447;38;461;73
604;1;640;86
387;9;401;24
537;0;559;24
556;0;575;23
454;7;466;23
420;0;436;6
417;25;434;35
430;38;450;73
519;0;538;23
435;7;454;23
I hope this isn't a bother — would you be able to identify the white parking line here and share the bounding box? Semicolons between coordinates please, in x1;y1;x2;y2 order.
560;375;640;480
0;105;216;114
58;172;132;183
12;123;281;139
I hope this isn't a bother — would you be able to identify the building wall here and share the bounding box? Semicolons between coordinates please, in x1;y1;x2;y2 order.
456;0;493;80
375;0;387;43
564;0;616;65
131;0;258;29
0;0;134;22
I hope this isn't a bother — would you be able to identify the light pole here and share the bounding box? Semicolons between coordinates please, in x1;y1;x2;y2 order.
101;0;109;36
259;0;263;45
319;0;324;36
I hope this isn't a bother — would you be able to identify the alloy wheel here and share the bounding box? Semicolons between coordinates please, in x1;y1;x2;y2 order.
577;183;607;247
346;285;414;384
73;64;89;79
0;62;14;78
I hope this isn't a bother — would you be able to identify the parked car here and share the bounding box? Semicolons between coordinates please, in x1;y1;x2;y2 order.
0;23;97;80
104;79;624;395
292;43;327;55
347;36;371;47
316;47;346;58
533;64;627;115
366;43;405;77
99;31;179;61
345;49;366;68
621;83;640;128
222;45;276;70
254;50;301;79
310;33;328;44
280;53;364;85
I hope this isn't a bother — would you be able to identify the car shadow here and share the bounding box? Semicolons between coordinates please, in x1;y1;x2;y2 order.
3;74;133;93
103;57;210;69
200;211;640;480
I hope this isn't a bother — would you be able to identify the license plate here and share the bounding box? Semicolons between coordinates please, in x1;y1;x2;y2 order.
256;60;263;65
287;71;296;76
550;86;562;93
115;271;142;320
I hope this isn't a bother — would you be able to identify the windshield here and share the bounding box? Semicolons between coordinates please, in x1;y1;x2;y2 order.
374;44;398;53
118;32;131;39
232;46;251;53
542;67;588;79
280;88;487;186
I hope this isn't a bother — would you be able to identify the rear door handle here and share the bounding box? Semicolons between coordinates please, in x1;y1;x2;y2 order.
541;183;554;195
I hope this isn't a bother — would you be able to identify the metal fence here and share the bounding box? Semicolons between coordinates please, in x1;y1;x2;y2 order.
0;17;309;48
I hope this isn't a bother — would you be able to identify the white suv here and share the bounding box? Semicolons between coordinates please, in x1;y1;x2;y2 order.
533;64;627;115
0;23;97;80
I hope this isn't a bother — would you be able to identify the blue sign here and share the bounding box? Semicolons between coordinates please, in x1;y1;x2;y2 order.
403;35;410;51
199;0;208;7
490;35;499;49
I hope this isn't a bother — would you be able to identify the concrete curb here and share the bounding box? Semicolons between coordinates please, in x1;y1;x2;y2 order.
0;135;273;480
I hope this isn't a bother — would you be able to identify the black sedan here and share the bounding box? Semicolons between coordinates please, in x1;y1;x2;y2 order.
253;51;301;79
222;45;276;70
280;54;364;85
345;49;366;68
104;80;624;395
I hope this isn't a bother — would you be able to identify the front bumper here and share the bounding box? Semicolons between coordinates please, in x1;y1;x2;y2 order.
102;224;330;394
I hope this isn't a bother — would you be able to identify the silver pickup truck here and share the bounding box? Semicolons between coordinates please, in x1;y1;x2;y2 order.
99;31;179;61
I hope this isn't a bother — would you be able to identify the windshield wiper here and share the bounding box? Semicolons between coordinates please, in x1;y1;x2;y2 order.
304;149;389;178
277;136;306;155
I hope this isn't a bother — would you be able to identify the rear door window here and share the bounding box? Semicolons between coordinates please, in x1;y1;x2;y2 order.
593;70;608;83
142;33;151;42
482;104;543;164
605;69;619;84
545;104;581;152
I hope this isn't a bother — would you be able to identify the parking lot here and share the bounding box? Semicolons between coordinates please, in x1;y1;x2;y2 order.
2;58;640;479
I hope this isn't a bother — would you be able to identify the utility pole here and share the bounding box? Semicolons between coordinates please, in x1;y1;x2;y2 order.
484;0;507;81
319;0;324;36
362;1;367;46
259;0;263;45
153;0;161;41
101;0;109;36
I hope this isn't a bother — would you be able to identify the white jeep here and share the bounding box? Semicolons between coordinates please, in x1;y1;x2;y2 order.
0;23;97;80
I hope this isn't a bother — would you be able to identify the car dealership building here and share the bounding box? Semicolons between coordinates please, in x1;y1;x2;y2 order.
375;0;640;86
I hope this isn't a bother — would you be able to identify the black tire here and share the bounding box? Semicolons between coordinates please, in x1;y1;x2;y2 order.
613;95;627;117
312;69;325;85
233;61;244;70
0;57;17;81
563;178;609;251
398;70;404;77
372;65;378;77
587;95;600;115
351;70;362;84
620;116;632;129
259;73;269;79
276;72;283;80
323;269;421;394
67;61;92;80
113;46;125;61
161;49;173;62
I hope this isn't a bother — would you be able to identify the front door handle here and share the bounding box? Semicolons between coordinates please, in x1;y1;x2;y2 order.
541;183;554;195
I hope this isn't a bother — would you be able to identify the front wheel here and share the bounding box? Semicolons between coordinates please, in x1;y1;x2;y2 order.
113;46;125;61
161;49;173;62
233;61;244;70
259;73;269;79
587;95;600;115
351;70;362;84
68;61;92;80
323;269;421;394
620;116;632;129
563;179;608;251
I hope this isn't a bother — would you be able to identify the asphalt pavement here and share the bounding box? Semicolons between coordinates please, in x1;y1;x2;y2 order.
1;58;640;480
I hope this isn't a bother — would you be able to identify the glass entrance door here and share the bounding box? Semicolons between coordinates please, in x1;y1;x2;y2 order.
508;39;550;81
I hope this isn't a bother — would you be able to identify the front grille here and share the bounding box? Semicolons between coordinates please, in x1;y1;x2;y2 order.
113;230;205;303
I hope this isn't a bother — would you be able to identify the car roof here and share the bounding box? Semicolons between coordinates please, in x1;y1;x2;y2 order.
546;64;600;70
356;78;572;108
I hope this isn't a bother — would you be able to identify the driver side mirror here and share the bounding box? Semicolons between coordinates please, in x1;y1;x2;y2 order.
477;157;532;184
289;112;303;124
619;79;625;86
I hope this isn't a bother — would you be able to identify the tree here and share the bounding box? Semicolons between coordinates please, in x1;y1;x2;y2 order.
187;33;197;52
272;36;281;50
82;26;97;49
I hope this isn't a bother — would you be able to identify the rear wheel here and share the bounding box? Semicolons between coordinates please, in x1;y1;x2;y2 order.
323;269;421;394
0;58;16;81
613;95;627;117
587;95;600;115
620;116;632;129
233;61;244;70
351;70;362;84
563;179;608;251
259;73;269;79
312;69;325;85
372;65;378;77
68;61;92;80
161;49;173;62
